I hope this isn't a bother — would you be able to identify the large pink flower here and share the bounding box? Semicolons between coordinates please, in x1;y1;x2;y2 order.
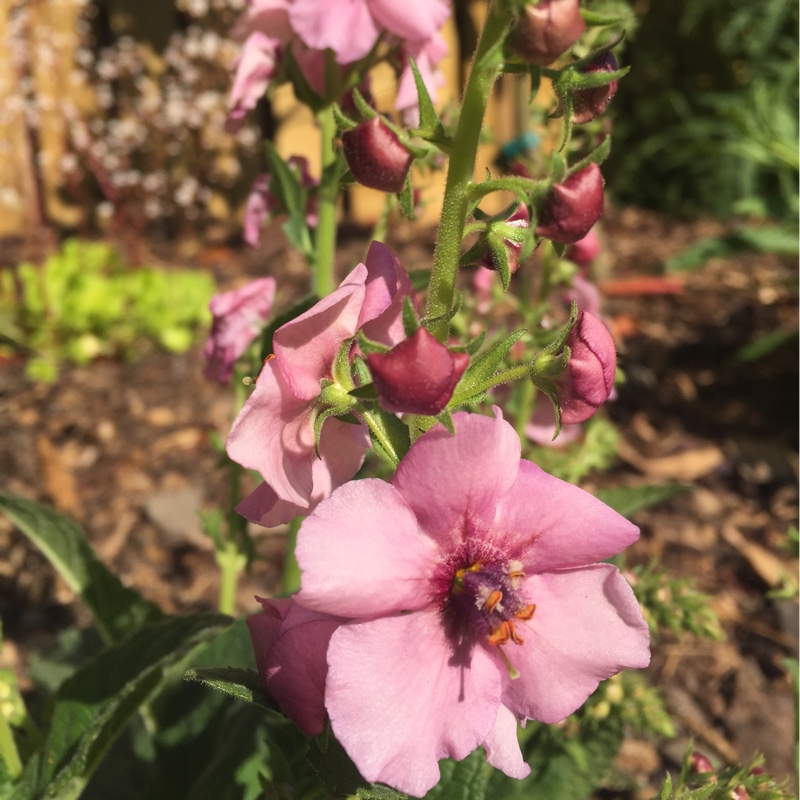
289;0;450;64
227;242;412;526
296;410;650;796
203;277;277;384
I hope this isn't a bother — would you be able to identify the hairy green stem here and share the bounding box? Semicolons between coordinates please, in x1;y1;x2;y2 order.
427;1;514;341
314;105;339;297
282;516;302;594
217;540;246;616
0;712;21;780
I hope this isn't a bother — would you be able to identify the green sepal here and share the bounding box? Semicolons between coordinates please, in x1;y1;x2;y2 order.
351;86;377;120
398;172;415;219
553;242;566;258
408;56;441;134
357;330;391;356
435;409;455;434
423;292;462;331
402;296;420;337
487;233;512;291
332;102;357;131
348;382;378;400
361;407;411;467
465;331;486;356
567;134;612;175
551;149;567;184
459;238;490;267
581;8;635;26
331;338;355;391
353;353;371;385
312;406;343;458
259;294;319;363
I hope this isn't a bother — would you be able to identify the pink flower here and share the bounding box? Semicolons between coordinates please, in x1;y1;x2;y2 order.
525;400;583;446
227;242;412;526
341;117;414;193
244;156;318;247
511;0;586;67
247;597;342;736
367;327;469;415
289;0;450;64
296;410;650;796
566;272;602;315
557;311;616;424
202;277;277;384
227;31;280;133
536;164;605;245
568;228;601;268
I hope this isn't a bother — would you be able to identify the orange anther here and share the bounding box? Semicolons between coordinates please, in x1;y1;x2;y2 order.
263;353;276;365
515;603;536;621
488;621;511;646
485;590;503;613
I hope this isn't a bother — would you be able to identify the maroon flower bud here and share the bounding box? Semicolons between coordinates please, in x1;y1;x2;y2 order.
341;117;414;193
476;204;530;274
511;0;586;67
367;327;469;416
557;311;615;424
536;163;604;245
689;751;715;774
572;52;619;124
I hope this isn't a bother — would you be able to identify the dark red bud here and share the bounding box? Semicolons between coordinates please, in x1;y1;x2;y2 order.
572;52;619;124
511;0;586;66
689;751;715;774
477;204;530;273
367;327;469;416
341;117;413;193
536;163;604;245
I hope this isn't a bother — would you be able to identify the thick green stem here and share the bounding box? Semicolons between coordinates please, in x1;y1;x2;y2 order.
217;541;246;616
427;1;514;341
314;105;339;297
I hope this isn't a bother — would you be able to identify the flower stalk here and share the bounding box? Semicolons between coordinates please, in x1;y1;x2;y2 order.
427;1;515;341
314;104;340;297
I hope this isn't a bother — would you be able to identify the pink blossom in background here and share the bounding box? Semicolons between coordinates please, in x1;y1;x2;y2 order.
558;311;616;424
202;276;277;384
567;228;601;269
296;410;650;796
289;0;450;64
565;272;602;316
227;31;280;133
227;242;412;527
525;400;583;446
247;597;342;736
244;156;318;247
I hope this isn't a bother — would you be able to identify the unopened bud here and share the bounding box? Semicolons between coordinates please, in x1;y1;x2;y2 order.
689;751;714;774
367;327;469;415
557;310;615;424
511;0;586;67
341;117;413;193
572;52;619;124
536;163;604;245
476;204;530;274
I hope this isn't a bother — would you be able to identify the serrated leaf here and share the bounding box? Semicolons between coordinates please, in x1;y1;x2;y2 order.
15;614;230;800
183;667;274;709
594;484;691;518
0;494;161;645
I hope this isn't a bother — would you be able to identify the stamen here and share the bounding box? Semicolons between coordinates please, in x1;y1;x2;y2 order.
488;621;511;646
496;645;520;680
515;603;536;621
484;590;503;613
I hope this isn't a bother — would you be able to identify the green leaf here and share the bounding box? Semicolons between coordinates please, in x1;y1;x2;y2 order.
183;667;275;710
594;484;691;518
15;614;229;800
423;749;491;800
736;328;798;362
0;494;161;645
264;142;314;255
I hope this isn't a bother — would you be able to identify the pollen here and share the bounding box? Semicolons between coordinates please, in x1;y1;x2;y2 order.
515;603;536;621
488;619;524;646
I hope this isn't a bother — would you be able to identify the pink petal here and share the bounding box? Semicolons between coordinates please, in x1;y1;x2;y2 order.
482;705;531;780
296;479;437;617
230;0;293;42
226;359;316;507
236;415;368;526
273;264;368;400
392;409;520;545
246;597;290;680
326;610;503;797
228;32;279;130
359;241;414;347
369;0;450;42
501;565;650;724
492;460;639;571
266;608;341;736
289;0;379;63
396;32;448;118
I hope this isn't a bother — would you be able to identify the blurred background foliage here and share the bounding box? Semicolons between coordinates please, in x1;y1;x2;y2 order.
0;0;797;245
606;0;799;221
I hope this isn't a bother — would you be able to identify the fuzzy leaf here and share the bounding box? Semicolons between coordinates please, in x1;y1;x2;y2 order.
408;56;440;134
0;494;161;645
183;666;275;710
594;484;691;518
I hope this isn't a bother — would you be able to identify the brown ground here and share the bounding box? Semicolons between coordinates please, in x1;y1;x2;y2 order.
0;206;797;797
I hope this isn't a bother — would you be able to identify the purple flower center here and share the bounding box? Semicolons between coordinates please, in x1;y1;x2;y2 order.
440;558;536;653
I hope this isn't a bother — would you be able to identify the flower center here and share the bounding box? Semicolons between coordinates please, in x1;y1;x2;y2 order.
443;559;536;663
